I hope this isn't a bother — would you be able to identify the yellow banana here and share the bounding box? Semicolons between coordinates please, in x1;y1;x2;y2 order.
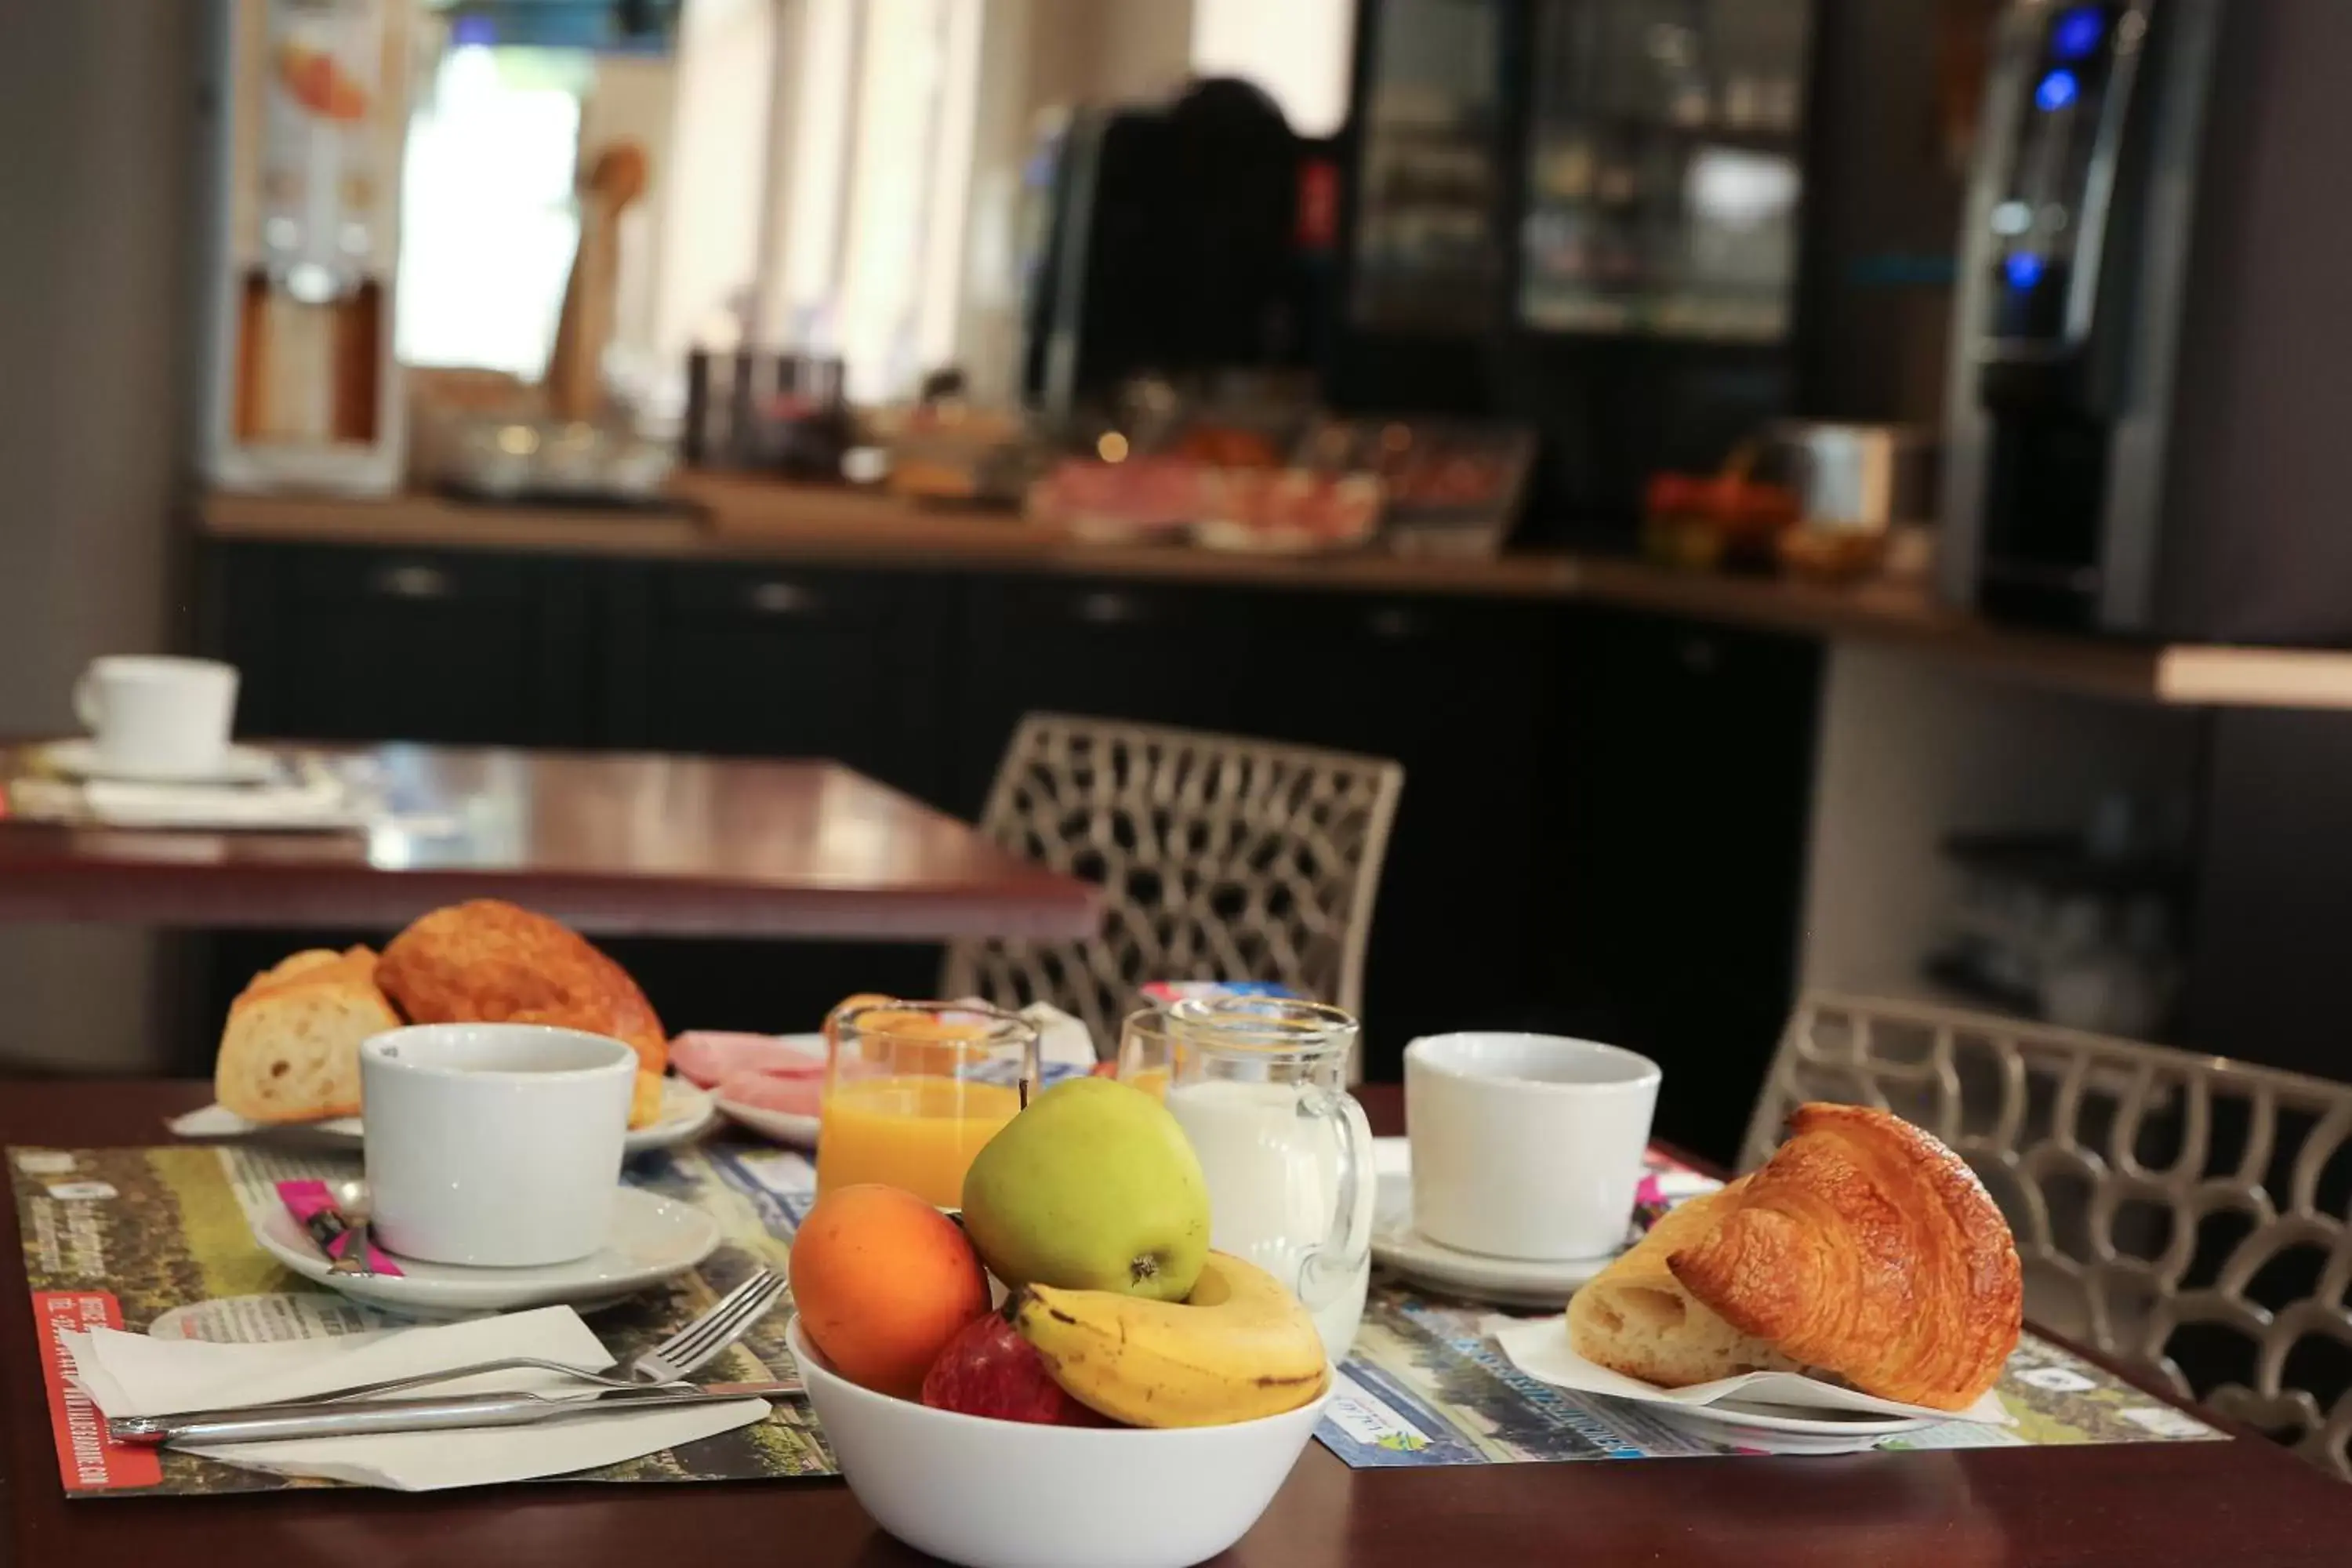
1009;1251;1329;1428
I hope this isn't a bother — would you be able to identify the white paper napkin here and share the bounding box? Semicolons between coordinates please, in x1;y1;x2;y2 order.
1487;1314;2012;1425
79;775;361;830
65;1305;771;1491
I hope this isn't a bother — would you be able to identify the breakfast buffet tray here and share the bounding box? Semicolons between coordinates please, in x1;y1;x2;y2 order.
11;1137;2226;1501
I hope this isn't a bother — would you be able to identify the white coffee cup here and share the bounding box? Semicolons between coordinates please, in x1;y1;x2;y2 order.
361;1024;636;1267
74;655;239;780
1404;1032;1662;1261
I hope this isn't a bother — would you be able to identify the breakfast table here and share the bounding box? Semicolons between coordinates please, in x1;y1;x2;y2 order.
2;1081;2347;1567
0;743;1099;941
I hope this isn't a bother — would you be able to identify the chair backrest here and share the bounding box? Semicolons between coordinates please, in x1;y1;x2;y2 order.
941;713;1404;1056
1745;990;2352;1479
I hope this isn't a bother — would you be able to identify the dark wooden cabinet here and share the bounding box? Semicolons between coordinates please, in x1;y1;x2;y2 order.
208;545;593;747
1545;609;1823;1161
1267;593;1571;1076
951;577;1275;814
607;563;956;805
201;540;1824;1145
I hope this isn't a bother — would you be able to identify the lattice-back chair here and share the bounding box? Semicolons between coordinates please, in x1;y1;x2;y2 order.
941;714;1403;1062
1745;989;2352;1479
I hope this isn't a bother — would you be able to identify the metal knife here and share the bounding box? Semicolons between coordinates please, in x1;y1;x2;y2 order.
108;1386;764;1447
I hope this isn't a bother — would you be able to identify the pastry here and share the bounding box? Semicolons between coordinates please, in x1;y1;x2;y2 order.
1669;1104;2021;1410
1568;1178;1797;1388
213;946;401;1123
376;900;669;1127
1570;1105;2021;1410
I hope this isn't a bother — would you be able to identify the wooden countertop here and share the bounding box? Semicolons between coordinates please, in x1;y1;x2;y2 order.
198;478;2352;712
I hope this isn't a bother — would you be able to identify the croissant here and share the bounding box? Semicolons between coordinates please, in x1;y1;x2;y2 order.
376;901;669;1127
1569;1177;1800;1388
1666;1103;2022;1410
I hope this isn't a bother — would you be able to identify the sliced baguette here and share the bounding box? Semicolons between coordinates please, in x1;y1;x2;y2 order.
1567;1178;1798;1388
215;948;402;1123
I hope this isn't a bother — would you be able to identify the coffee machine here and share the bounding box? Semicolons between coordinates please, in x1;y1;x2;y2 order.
1941;1;2352;644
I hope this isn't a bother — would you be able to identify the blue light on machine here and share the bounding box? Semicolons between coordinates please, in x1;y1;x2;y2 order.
2035;69;2082;112
2051;6;2107;63
2005;252;2047;291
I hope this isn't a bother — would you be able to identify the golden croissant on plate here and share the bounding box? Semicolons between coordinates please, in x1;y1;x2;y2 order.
1572;1103;2021;1410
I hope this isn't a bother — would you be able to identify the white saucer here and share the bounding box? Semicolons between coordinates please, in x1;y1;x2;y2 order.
714;1094;820;1149
1370;1171;1624;1307
174;1076;718;1156
1639;1398;1933;1455
255;1186;721;1318
40;738;280;786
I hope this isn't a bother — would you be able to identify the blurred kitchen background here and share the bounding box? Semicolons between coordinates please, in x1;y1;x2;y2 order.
12;0;2352;1164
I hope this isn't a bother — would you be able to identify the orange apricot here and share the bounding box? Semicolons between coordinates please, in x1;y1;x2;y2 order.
792;1183;989;1399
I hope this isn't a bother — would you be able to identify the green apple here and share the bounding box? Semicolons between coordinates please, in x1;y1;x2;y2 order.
961;1077;1210;1301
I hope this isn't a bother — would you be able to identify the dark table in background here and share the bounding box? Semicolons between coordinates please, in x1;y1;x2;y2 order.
0;743;1098;942
2;1080;2346;1567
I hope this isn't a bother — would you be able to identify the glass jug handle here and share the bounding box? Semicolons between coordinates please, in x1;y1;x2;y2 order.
1301;1087;1376;1307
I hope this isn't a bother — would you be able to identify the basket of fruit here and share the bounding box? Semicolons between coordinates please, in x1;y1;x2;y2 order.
786;1079;1331;1568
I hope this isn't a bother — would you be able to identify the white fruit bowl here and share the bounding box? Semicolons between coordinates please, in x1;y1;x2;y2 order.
786;1317;1327;1568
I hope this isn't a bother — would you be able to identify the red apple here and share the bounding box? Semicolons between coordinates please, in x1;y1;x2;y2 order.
920;1311;1112;1425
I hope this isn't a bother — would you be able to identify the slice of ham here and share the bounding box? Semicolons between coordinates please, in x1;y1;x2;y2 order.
716;1069;823;1119
670;1032;826;1090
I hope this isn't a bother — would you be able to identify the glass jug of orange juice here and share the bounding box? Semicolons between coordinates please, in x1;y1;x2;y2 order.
816;999;1040;1208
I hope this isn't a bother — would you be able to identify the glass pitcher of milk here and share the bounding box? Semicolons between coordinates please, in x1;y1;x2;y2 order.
1123;997;1377;1363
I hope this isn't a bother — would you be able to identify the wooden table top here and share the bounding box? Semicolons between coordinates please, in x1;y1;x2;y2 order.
2;1080;2346;1567
0;744;1098;942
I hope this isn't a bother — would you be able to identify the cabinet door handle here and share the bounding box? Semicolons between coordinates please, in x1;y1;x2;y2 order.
1076;591;1138;626
746;580;817;616
371;563;453;601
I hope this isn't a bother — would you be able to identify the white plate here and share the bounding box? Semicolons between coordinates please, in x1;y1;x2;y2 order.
709;1031;827;1148
1370;1171;1624;1308
254;1186;721;1318
39;737;281;786
173;1076;718;1156
714;1094;821;1148
708;1041;1105;1151
1636;1397;1933;1455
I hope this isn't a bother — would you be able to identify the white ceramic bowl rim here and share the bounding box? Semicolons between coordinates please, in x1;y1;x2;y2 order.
783;1316;1330;1443
361;1023;637;1083
1405;1031;1662;1094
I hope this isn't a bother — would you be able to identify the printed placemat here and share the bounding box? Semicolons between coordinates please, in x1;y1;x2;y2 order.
10;1140;833;1497
1319;1283;2227;1466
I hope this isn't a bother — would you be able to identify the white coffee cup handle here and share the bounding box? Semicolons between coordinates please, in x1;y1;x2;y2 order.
72;669;103;734
1300;1087;1376;1308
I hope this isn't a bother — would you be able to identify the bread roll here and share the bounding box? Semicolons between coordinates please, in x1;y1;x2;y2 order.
1667;1104;2021;1410
377;900;669;1127
214;947;401;1123
1569;1178;1798;1388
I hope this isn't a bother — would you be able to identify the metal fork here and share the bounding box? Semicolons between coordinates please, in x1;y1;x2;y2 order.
298;1267;789;1405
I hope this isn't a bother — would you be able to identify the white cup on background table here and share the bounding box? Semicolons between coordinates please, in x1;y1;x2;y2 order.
74;655;239;779
361;1024;637;1267
1403;1031;1662;1261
